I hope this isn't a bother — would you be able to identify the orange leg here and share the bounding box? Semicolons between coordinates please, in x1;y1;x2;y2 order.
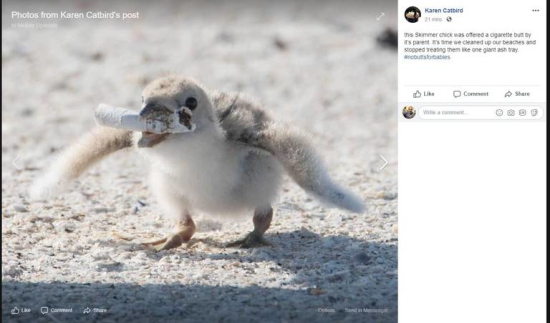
227;206;274;248
143;215;196;251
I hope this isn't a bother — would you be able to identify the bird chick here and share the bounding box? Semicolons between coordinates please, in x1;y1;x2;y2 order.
30;76;365;250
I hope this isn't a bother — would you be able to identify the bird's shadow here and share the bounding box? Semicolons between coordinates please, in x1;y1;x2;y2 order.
4;229;397;322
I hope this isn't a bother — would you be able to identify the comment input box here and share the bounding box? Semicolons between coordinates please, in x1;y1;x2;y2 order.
419;106;543;120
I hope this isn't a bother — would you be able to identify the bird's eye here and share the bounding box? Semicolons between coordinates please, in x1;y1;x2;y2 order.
185;97;198;110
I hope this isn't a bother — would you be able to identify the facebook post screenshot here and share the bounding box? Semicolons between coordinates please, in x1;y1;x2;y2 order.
1;0;545;322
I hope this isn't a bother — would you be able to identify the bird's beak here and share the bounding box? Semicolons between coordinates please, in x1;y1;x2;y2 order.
137;103;172;148
138;132;169;148
138;103;155;121
138;103;172;121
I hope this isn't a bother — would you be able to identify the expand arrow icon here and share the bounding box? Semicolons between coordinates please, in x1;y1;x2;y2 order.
379;155;388;171
12;154;22;170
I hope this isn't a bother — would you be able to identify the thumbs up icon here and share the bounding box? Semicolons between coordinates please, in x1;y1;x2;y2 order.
413;90;422;98
11;307;20;315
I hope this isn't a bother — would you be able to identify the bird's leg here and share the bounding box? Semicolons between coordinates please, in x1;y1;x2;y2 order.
142;172;197;251
227;206;273;248
143;214;196;251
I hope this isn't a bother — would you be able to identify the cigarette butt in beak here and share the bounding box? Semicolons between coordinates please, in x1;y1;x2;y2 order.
95;104;195;134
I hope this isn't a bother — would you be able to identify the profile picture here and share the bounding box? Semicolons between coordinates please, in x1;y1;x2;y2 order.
404;6;421;23
403;106;416;119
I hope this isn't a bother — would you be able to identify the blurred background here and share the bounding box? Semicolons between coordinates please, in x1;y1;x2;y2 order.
2;1;398;322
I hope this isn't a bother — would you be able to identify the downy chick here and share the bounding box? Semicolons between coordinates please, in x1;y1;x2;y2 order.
30;76;365;250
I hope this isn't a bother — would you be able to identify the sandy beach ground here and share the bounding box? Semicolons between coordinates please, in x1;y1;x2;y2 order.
2;1;398;322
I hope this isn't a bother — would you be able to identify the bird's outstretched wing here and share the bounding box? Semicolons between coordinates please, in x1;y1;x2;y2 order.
211;91;273;149
211;91;365;213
